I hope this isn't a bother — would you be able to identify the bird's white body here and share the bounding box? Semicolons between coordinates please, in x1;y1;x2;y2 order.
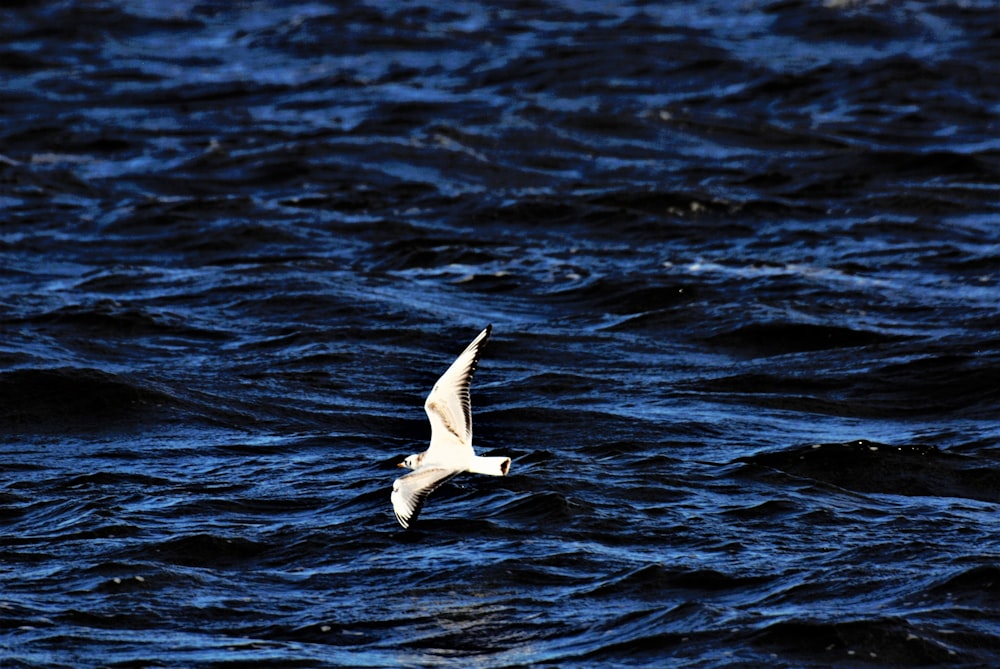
390;325;510;528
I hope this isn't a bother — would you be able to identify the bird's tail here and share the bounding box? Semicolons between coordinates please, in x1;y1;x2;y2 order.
468;456;511;476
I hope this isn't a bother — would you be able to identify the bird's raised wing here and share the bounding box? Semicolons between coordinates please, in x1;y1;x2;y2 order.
391;466;459;529
423;325;491;457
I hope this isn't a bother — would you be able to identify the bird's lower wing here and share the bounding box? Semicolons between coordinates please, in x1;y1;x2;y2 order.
391;466;459;529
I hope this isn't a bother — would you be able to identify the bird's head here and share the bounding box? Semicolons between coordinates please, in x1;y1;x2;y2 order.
397;453;423;470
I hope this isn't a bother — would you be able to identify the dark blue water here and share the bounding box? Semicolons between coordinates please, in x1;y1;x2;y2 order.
2;1;999;667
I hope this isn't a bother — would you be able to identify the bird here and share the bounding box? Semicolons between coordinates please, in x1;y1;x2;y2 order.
390;324;511;528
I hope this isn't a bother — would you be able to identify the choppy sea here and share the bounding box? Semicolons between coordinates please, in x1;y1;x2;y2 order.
2;1;999;667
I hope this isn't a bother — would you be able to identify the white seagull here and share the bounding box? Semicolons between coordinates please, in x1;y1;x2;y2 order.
391;324;511;528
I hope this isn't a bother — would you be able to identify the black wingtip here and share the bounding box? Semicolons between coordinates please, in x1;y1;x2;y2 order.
478;324;493;348
395;502;421;529
466;325;492;378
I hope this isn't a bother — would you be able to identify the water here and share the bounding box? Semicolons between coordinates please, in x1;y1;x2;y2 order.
2;1;999;667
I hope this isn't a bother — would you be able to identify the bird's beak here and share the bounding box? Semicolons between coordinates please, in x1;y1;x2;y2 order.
396;462;405;468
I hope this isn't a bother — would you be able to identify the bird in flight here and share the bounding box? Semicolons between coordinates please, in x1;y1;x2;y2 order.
391;324;511;528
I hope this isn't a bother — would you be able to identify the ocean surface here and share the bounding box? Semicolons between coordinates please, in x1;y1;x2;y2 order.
2;1;999;667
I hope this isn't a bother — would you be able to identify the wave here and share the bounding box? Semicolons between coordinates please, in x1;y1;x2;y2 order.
689;349;1000;419
705;321;905;355
579;563;773;600
141;533;271;569
0;367;175;430
749;616;962;665
738;440;1000;503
